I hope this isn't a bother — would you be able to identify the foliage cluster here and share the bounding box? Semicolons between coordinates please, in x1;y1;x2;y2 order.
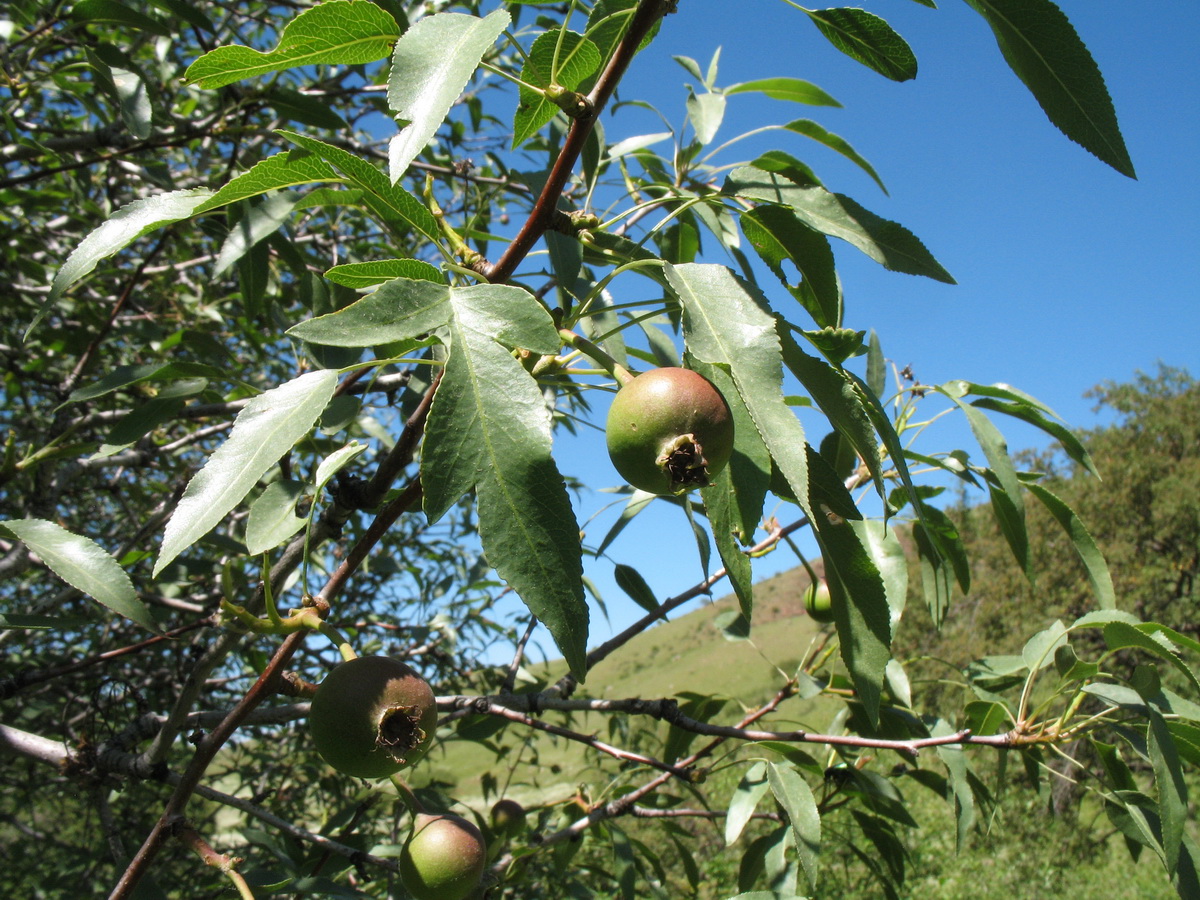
0;1;1195;898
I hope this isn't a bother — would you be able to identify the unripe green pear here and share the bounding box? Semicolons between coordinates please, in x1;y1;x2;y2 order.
399;813;487;900
606;367;734;495
803;579;835;624
489;798;527;839
308;656;437;779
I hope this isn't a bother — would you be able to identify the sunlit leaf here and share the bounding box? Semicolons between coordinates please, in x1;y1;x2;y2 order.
279;131;439;239
1027;483;1115;609
155;370;339;574
665;264;811;526
245;481;309;555
388;10;510;180
725;77;841;107
767;763;820;893
727;167;954;283
38;189;214;335
513;29;602;147
184;0;401;88
0;519;158;632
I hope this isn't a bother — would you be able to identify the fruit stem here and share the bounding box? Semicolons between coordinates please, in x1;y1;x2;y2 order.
321;625;357;662
389;773;427;816
558;327;635;386
261;558;284;627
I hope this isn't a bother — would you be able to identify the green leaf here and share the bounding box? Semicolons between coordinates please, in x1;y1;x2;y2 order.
964;391;1098;478
964;700;1010;736
866;331;885;398
748;150;823;189
961;0;1135;177
664;692;728;767
184;0;401;89
278;131;439;239
261;86;350;130
66;361;223;404
726;762;771;845
154;370;339;575
933;718;974;850
1135;679;1189;873
767;763;820;893
0;519;158;632
375;283;589;678
1054;644;1100;683
782;119;886;193
1175;832;1200;899
214;194;297;276
806;442;860;523
595;491;656;557
686;89;726;146
850;519;907;633
912;520;952;628
813;507;892;727
1140;623;1200;658
287;277;448;346
915;499;971;594
324;258;443;288
314;441;368;492
1022;620;1068;671
88;54;153;139
388;10;510;180
245;481;309;555
942;391;1030;578
513;29;602;147
725;77;841;107
727;167;954;283
704;464;755;621
613;564;659;614
695;360;769;544
585;0;656;60
193;151;340;215
72;0;170;36
741;206;841;328
1104;622;1200;699
1026;483;1115;609
843;370;932;536
800;7;918;81
777;336;885;498
38;188;214;336
1071;608;1141;629
664;264;812;526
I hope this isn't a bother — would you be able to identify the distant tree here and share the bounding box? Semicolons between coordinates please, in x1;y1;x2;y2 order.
900;365;1199;662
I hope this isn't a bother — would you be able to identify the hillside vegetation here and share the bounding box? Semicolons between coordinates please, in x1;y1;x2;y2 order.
424;367;1197;898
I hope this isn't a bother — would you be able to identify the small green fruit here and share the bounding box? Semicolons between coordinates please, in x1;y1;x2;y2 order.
399;813;487;900
490;798;527;838
308;656;437;779
605;367;734;495
803;580;835;624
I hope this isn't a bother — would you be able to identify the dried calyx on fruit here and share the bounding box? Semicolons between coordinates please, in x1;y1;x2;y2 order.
308;656;437;779
399;813;487;900
605;367;734;495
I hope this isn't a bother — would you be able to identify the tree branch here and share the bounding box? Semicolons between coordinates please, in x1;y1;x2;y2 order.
484;0;677;283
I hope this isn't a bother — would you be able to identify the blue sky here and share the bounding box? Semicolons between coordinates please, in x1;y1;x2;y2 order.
501;1;1200;659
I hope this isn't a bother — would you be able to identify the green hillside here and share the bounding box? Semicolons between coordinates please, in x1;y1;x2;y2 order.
416;564;839;810
418;560;1177;900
